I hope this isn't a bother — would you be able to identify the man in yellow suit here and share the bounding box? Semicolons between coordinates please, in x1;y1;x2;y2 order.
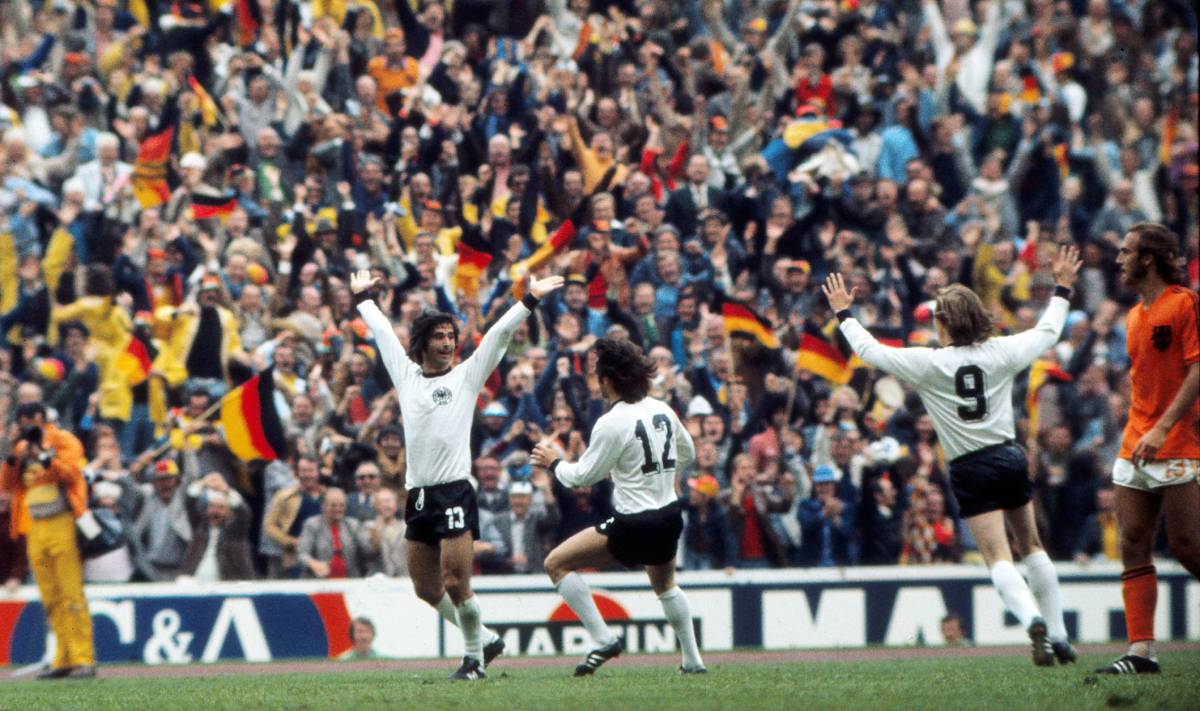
1;403;97;679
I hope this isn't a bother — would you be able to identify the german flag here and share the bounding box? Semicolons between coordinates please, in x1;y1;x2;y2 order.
1019;72;1040;105
797;321;852;384
235;0;263;48
1025;359;1073;445
190;191;237;221
715;293;779;349
1052;143;1069;179
220;367;287;461
115;335;154;386
1160;105;1178;166
132;125;175;209
867;325;906;349
188;74;221;127
511;219;576;298
454;226;493;298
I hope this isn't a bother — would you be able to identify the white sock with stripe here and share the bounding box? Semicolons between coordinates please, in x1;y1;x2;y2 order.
1024;551;1068;642
556;573;616;647
990;560;1041;629
659;586;704;670
435;593;500;645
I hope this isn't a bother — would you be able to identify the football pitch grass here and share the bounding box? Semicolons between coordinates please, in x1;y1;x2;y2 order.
6;648;1199;711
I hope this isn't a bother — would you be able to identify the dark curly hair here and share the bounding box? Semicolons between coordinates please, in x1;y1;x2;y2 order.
85;265;116;297
1129;223;1183;285
593;337;656;403
409;310;459;368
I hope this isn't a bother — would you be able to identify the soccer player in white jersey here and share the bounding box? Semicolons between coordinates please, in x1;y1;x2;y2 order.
530;338;706;677
823;245;1082;667
351;270;563;681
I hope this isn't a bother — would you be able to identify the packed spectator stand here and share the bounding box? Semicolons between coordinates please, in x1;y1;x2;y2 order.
0;0;1196;586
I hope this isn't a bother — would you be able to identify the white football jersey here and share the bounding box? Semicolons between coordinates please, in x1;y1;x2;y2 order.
839;296;1069;461
555;397;695;515
358;299;531;489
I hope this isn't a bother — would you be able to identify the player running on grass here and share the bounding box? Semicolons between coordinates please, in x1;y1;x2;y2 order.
352;269;564;681
530;338;706;677
823;245;1082;667
1096;224;1199;675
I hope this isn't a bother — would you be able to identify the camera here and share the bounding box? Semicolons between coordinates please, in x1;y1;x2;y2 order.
19;425;43;447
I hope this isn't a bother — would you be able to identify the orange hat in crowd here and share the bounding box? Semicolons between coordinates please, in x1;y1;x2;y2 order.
245;263;269;285
689;475;720;498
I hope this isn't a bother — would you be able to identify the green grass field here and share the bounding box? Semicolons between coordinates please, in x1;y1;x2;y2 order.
6;650;1199;711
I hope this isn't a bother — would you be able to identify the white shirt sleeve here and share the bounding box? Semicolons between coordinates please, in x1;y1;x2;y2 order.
461;300;532;390
839;319;935;385
357;300;414;385
555;418;624;489
990;295;1070;373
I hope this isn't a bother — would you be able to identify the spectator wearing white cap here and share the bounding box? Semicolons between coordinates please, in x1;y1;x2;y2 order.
82;480;135;583
477;471;559;574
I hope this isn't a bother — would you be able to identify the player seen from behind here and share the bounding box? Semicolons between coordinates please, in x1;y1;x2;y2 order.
823;246;1083;668
531;337;706;677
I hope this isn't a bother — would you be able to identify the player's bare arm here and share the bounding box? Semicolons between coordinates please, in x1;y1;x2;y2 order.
1132;361;1199;466
350;270;384;297
530;443;557;470
1050;244;1082;288
821;273;856;312
527;274;566;300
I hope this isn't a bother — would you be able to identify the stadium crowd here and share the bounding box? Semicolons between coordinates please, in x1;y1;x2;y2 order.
0;0;1197;585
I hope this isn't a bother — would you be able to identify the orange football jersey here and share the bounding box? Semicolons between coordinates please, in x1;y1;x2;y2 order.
1119;286;1200;460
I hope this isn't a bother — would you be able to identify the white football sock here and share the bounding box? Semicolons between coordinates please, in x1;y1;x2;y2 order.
990;560;1041;630
659;587;704;670
1024;551;1068;642
455;595;484;664
556;573;616;647
435;592;499;644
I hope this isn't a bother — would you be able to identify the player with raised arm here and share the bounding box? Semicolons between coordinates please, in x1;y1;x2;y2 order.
1095;224;1199;675
351;269;564;681
823;245;1082;667
530;338;706;677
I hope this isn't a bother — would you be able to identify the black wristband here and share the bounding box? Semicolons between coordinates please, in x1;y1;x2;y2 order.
1053;285;1072;299
549;458;561;475
836;309;853;323
521;293;540;310
352;289;375;306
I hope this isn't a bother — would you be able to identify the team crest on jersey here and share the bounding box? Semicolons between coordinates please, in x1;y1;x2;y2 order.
1151;325;1171;351
431;387;453;405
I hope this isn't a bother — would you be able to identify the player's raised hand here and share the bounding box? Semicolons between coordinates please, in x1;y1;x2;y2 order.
350;270;382;295
528;274;565;299
1051;244;1082;288
821;273;857;312
530;442;558;469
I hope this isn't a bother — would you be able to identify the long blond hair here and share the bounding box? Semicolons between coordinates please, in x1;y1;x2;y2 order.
934;284;994;346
